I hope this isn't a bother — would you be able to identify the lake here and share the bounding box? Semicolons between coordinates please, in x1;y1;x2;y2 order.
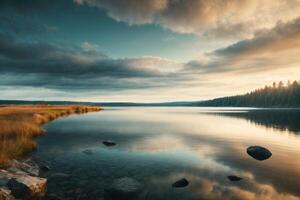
32;107;300;200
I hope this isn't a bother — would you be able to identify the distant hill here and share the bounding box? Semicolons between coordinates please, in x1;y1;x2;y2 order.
1;80;300;108
0;100;194;107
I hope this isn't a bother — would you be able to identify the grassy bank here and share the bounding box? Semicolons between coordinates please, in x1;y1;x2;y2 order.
0;105;101;167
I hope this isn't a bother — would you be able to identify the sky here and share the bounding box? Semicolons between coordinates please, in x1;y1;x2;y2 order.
1;0;300;102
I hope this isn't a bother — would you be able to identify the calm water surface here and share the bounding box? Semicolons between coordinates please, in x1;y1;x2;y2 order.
32;107;300;200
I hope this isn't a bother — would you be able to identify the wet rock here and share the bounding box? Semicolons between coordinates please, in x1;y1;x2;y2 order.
227;175;243;182
0;188;15;200
7;159;39;177
0;169;47;200
247;146;272;161
172;178;189;188
40;165;51;172
103;140;116;146
6;178;31;199
82;149;93;155
105;177;143;200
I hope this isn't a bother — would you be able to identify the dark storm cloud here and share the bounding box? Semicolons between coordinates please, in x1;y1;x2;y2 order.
0;32;179;91
0;33;161;77
0;73;163;91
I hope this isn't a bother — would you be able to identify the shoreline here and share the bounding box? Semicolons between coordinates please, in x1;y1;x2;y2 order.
0;105;102;167
0;105;102;199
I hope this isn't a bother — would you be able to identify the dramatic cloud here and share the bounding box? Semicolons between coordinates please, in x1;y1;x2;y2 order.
74;0;300;39
1;16;300;99
1;0;300;101
0;33;181;91
186;17;300;74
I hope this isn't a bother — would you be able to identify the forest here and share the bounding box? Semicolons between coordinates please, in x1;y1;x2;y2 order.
198;80;300;107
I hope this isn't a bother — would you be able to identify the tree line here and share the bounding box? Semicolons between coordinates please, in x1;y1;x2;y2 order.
198;80;300;107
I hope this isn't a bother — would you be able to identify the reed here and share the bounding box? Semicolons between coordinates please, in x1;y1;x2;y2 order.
0;105;101;167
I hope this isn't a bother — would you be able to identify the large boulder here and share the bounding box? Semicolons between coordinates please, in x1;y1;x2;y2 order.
247;146;272;161
0;169;47;200
104;177;143;200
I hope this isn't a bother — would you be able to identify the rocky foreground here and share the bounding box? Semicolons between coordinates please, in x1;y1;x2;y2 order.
0;159;46;200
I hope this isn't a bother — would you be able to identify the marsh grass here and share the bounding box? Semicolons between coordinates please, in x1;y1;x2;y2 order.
0;105;101;167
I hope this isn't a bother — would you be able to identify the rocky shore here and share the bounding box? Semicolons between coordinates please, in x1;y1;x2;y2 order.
0;159;46;200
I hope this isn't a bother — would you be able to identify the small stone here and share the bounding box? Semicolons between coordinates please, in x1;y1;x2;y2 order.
102;140;116;146
247;146;272;161
227;175;243;182
105;177;142;199
172;178;189;188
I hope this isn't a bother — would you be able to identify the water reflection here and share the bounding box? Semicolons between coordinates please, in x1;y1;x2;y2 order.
32;107;300;200
204;108;300;134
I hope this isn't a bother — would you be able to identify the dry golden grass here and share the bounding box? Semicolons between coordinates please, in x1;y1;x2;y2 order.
0;105;101;167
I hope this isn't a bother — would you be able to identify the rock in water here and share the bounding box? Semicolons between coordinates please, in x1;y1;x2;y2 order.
103;140;116;146
172;178;189;188
40;165;51;172
227;175;243;182
104;177;143;200
247;146;272;161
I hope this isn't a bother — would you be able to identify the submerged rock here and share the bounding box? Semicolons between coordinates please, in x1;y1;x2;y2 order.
103;140;116;146
104;177;143;200
82;149;93;155
40;165;51;172
0;169;47;200
247;146;272;161
227;175;243;182
172;178;189;188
